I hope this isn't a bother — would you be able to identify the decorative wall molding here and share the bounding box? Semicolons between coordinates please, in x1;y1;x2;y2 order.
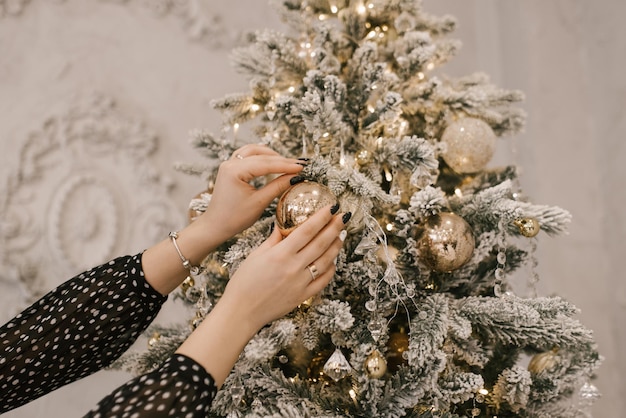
0;93;182;312
0;0;235;49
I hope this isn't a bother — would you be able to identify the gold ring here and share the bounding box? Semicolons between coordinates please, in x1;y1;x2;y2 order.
306;264;319;281
235;154;244;160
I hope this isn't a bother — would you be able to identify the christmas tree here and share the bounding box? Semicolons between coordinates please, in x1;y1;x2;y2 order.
114;1;601;416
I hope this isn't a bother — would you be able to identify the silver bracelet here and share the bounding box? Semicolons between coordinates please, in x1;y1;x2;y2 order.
168;231;200;275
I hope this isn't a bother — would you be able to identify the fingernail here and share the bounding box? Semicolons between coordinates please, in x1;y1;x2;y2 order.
269;222;275;234
290;176;305;185
333;257;338;266
342;212;352;224
296;161;308;167
330;203;340;215
298;157;310;161
339;230;347;242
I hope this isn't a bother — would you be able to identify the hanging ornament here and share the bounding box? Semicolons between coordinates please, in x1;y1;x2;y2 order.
527;348;559;375
578;381;601;408
323;348;352;381
275;181;338;236
364;349;387;379
355;149;372;166
413;212;475;272
386;328;409;373
147;331;161;348
513;217;541;237
441;117;497;174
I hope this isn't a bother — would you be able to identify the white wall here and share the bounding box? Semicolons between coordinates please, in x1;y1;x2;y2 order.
1;0;623;416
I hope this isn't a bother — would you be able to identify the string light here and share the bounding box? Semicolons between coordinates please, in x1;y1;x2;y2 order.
426;62;435;71
288;86;296;93
479;388;489;395
250;104;260;112
356;4;366;14
330;4;338;13
417;72;425;80
318;14;328;20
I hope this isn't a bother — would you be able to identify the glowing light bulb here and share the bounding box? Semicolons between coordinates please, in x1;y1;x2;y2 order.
330;3;338;13
417;72;425;80
250;104;260;112
479;388;489;395
386;223;393;231
356;4;366;14
349;389;357;399
318;14;328;20
288;86;296;93
426;62;435;71
454;188;463;198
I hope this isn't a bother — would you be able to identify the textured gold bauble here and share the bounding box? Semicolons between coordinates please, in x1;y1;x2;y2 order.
365;349;387;379
276;181;338;236
528;349;559;375
413;212;475;272
355;149;372;166
513;217;541;238
441;117;497;174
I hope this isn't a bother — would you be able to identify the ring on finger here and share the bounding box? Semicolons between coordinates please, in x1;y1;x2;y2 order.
235;154;244;160
306;263;320;281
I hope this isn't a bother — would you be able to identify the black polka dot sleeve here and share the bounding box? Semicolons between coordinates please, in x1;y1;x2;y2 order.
85;354;217;417
0;253;167;413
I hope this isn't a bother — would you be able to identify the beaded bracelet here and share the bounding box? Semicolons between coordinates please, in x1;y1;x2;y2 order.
168;231;200;275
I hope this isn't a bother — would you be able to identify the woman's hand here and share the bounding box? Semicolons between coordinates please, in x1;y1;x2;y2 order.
175;204;350;386
142;145;303;296
197;144;305;242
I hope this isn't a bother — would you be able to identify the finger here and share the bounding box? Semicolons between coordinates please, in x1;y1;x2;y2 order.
254;174;299;207
279;205;336;253
237;155;303;181
233;144;278;158
296;214;345;265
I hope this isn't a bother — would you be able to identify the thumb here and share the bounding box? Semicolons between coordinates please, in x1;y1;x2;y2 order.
255;174;296;208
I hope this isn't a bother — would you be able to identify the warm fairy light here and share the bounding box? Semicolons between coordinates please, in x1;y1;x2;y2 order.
479;388;489;395
349;389;357;400
340;155;346;166
378;32;385;39
233;123;240;134
310;51;317;58
399;119;408;133
371;84;378;90
382;25;389;31
366;30;377;39
288;86;296;93
330;4;338;13
322;132;330;138
318;14;328;20
386;223;393;232
356;4;366;14
454;188;463;198
426;62;435;71
417;72;425;80
250;104;260;112
367;3;374;9
365;22;372;28
367;105;375;113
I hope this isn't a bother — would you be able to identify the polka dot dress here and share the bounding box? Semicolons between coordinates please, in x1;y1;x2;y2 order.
0;253;216;415
85;354;217;417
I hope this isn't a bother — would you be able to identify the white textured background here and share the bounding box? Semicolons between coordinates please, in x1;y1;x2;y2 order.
0;1;623;416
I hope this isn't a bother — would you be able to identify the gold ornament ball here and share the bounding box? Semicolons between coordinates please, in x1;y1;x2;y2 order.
413;212;475;272
441;117;497;174
528;349;559;375
365;349;387;379
276;181;338;236
514;217;541;238
355;149;372;166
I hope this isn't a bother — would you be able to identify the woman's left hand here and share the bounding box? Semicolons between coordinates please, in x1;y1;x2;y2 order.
197;144;304;241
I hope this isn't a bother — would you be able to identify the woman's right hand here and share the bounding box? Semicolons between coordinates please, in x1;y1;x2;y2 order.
175;204;350;387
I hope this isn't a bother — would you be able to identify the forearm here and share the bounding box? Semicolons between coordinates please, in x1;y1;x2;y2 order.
174;296;258;388
141;213;232;295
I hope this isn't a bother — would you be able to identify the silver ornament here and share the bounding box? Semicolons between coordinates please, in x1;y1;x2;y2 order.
323;348;352;381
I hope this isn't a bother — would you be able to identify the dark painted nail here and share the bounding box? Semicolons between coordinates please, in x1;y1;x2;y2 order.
330;203;340;215
297;157;310;161
342;212;352;224
269;222;275;234
290;176;305;186
296;161;308;167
